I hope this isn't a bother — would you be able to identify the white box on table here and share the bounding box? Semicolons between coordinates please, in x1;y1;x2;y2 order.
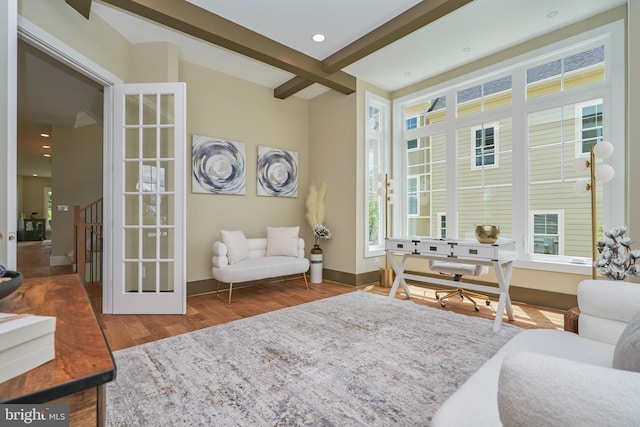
0;313;56;384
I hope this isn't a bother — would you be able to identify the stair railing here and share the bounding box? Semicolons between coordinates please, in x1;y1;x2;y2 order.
74;198;103;286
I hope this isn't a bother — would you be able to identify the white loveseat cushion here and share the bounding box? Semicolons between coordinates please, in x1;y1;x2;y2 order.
220;230;249;264
266;226;300;257
212;256;310;284
498;351;640;426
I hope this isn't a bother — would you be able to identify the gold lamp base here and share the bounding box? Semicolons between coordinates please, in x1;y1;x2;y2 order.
380;268;394;288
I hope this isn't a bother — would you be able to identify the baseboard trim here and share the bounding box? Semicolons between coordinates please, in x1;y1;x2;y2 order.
50;255;71;266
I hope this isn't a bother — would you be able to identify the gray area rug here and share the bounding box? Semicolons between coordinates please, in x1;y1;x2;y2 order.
106;291;521;426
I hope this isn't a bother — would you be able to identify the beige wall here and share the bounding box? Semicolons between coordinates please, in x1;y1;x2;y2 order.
19;0;131;82
182;61;310;282
308;90;357;275
18;175;50;220
50;124;103;260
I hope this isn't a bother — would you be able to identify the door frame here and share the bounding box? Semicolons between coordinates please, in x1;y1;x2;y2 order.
17;16;123;313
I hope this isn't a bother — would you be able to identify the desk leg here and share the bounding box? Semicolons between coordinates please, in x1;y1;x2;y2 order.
492;260;514;332
387;253;412;299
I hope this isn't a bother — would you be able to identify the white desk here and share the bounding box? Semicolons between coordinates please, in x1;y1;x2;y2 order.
385;237;516;331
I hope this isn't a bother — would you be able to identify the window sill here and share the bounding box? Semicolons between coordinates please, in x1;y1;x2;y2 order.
514;258;592;276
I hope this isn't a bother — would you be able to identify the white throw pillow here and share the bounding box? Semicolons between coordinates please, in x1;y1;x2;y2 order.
220;230;249;264
266;226;299;257
612;309;640;372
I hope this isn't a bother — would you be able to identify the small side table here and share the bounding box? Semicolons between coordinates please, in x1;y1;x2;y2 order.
564;306;580;334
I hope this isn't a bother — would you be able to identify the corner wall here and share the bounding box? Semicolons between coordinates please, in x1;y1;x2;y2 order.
308;90;358;281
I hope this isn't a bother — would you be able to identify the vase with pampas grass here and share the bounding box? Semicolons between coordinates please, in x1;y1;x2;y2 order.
306;182;331;283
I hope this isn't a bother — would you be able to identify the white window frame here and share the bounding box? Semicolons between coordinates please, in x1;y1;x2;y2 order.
392;20;625;275
529;210;564;256
574;99;603;158
365;92;391;257
470;123;499;169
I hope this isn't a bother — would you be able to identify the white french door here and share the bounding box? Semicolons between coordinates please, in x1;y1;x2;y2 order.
112;82;186;314
0;0;17;270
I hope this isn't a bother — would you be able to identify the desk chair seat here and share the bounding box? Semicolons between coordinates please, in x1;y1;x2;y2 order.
429;260;490;312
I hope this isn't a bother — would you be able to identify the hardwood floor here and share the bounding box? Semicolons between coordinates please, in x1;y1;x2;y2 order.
16;244;565;352
17;240;74;278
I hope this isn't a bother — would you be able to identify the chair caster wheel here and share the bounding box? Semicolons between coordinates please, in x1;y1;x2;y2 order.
440;302;446;308
486;300;491;306
474;306;480;312
435;295;440;300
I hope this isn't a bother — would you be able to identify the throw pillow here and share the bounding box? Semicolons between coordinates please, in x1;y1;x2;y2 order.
266;226;299;257
612;309;640;372
220;230;249;265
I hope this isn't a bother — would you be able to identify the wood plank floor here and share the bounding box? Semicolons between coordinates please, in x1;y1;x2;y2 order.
88;279;564;352
16;244;565;353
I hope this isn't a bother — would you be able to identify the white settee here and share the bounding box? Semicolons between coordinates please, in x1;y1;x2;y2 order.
211;228;310;304
432;279;640;426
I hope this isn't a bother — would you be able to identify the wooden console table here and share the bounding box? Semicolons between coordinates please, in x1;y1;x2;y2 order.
0;274;115;426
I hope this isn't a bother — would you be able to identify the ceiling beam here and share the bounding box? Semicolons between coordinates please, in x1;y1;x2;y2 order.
274;0;473;96
322;0;474;74
66;0;92;19
100;0;356;96
274;76;314;100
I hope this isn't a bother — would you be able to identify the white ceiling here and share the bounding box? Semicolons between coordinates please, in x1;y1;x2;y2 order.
18;0;625;177
93;0;625;96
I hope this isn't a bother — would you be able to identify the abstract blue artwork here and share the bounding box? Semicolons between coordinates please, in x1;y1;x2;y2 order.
257;146;298;198
192;135;246;195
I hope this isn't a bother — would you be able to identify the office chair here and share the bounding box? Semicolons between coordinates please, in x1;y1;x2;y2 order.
429;260;490;312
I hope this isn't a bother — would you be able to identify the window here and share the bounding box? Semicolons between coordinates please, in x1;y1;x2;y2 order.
438;213;447;239
393;22;624;271
530;212;562;255
576;100;603;156
407;177;418;216
365;92;390;256
526;45;605;99
471;124;498;168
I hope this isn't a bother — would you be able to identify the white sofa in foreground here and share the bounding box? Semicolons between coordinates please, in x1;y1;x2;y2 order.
211;228;310;304
432;279;640;426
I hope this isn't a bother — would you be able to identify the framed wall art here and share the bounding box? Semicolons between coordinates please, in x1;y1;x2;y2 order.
256;146;298;198
192;135;246;195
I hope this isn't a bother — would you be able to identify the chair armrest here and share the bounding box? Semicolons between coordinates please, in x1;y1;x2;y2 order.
498;352;640;426
211;241;229;268
578;280;640;344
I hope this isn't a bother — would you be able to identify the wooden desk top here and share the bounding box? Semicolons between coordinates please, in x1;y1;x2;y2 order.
0;274;115;403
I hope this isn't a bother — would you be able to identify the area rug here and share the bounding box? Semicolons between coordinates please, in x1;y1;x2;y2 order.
106;291;521;426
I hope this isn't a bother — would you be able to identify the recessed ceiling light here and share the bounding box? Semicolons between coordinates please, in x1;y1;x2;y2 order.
32;173;38;177
462;47;471;53
547;10;558;18
40;133;50;138
403;72;411;77
312;34;326;43
42;144;50;149
43;153;51;158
